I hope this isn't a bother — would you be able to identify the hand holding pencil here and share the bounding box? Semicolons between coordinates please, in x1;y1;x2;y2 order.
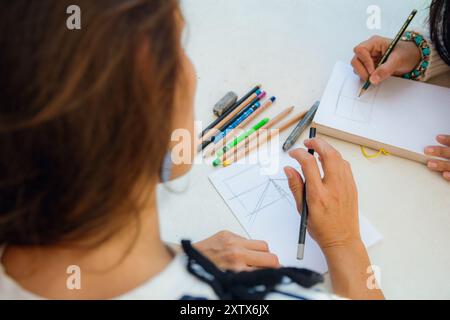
356;9;417;96
284;138;383;299
285;138;361;251
352;36;422;86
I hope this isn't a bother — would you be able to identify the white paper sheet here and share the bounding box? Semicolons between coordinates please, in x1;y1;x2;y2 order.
314;61;450;159
209;153;382;274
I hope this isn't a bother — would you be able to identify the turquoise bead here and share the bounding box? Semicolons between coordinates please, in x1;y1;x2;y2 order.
414;36;423;45
421;61;429;68
403;73;411;79
422;47;430;56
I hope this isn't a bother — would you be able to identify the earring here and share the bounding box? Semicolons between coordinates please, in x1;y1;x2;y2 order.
160;151;173;183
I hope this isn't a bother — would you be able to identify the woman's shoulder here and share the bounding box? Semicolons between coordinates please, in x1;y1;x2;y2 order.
118;254;217;300
0;244;341;300
120;254;341;300
0;246;43;300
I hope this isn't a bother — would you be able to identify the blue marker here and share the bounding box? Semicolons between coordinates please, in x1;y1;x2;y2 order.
213;102;262;144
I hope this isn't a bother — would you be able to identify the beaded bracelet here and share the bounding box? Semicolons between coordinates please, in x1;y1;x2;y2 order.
401;31;431;80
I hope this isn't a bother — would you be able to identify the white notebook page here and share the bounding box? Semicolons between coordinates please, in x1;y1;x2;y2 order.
314;61;450;159
209;153;382;274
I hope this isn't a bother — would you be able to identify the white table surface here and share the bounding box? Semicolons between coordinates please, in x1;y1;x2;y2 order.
159;0;450;299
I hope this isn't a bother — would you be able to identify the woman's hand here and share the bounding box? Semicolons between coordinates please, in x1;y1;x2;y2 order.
284;138;360;250
425;135;450;181
351;35;421;85
194;231;280;271
284;138;384;300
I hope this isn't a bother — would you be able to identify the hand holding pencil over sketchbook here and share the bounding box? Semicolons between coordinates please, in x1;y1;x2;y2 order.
206;61;448;276
203;7;448;291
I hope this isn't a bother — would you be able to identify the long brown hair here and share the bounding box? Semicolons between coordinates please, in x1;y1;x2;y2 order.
0;0;181;245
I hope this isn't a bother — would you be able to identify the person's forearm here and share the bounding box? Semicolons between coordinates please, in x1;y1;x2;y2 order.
323;241;385;300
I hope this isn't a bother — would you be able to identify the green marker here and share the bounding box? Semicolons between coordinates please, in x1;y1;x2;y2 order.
212;118;269;167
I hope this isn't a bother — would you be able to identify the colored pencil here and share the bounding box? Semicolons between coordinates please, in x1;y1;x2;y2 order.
201;85;261;137
214;100;262;144
217;91;266;135
214;118;270;164
221;106;295;162
199;91;260;147
203;97;276;158
200;91;266;150
222;110;307;166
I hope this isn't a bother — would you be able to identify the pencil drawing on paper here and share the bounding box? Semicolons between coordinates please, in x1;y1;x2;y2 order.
335;74;379;124
223;165;296;226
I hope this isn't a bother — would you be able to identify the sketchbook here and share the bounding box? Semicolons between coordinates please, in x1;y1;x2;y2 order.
314;61;450;163
209;153;382;274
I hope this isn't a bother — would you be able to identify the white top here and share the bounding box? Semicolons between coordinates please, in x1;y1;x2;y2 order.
0;246;339;300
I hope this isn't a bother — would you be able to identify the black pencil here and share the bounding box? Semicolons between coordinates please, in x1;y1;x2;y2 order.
358;9;417;97
199;92;265;150
297;127;316;260
200;85;261;137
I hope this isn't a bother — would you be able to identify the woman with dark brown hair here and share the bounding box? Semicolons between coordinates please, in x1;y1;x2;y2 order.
0;1;383;299
352;0;450;181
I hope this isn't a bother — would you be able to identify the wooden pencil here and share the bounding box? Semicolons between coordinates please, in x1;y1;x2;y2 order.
222;110;307;166
277;110;308;132
203;97;276;158
219;106;295;161
201;85;261;137
200;92;258;143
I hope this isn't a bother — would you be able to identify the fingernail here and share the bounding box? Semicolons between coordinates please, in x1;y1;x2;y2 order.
444;172;450;180
428;161;438;169
284;167;292;179
437;135;446;141
370;74;380;84
425;147;434;154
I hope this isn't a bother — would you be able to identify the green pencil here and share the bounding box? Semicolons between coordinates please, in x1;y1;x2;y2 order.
213;118;269;166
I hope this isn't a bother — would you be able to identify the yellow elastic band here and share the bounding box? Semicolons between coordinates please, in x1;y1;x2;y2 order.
360;146;390;159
